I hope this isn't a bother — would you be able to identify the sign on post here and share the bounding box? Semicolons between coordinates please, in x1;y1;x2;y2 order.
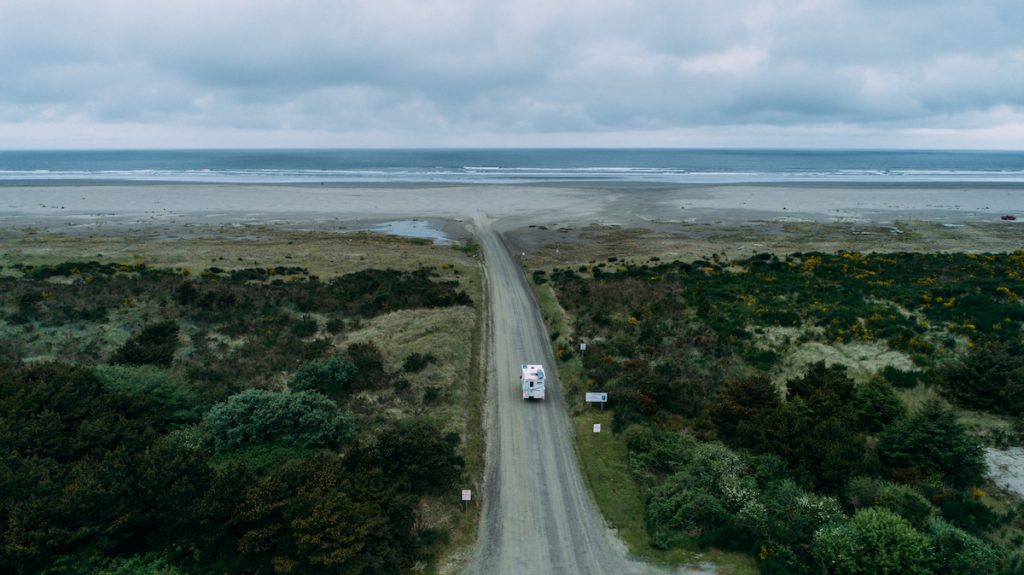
585;392;608;409
462;489;472;501
593;423;602;433
579;342;587;353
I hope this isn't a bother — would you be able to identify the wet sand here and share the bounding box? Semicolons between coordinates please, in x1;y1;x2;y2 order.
1;182;1021;257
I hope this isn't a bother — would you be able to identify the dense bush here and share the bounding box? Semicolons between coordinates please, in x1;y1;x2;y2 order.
927;518;1002;574
111;321;181;367
288;356;360;399
346;417;465;497
402;351;437;373
94;364;207;426
844;477;933;529
812;508;932;575
0;262;471;393
202;389;353;451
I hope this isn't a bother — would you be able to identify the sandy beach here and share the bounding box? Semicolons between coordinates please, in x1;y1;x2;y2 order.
1;182;1020;263
2;181;1022;228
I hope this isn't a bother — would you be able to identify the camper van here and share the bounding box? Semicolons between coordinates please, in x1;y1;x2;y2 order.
521;364;546;400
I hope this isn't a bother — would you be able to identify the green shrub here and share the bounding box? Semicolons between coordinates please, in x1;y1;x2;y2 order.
844;478;933;529
201;389;352;451
111;321;180;367
94;364;206;426
288;356;359;398
927;518;1002;575
345;417;464;497
402;352;437;373
882;366;923;389
290;315;319;338
325;317;345;334
346;341;389;389
812;508;932;575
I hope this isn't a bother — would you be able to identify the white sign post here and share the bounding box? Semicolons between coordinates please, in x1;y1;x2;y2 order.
585;392;608;409
579;341;587;353
461;489;472;512
593;423;601;433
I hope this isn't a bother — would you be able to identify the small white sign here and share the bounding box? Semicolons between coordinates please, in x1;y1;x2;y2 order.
462;489;472;501
585;392;608;403
593;423;601;433
579;342;587;352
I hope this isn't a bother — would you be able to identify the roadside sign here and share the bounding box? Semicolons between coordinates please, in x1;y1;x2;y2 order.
579;342;587;352
593;423;601;433
585;392;608;403
462;489;472;501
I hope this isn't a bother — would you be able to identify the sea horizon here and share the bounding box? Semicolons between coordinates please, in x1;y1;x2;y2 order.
1;148;1022;186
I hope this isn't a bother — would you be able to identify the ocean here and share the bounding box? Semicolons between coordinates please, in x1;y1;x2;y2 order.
0;149;1022;185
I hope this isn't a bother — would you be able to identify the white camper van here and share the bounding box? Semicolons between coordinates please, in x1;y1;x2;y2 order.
521;364;546;400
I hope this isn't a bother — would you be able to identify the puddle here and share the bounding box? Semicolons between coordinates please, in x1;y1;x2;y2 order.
368;220;451;245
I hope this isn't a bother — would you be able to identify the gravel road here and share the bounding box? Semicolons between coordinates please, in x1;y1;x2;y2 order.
465;216;651;575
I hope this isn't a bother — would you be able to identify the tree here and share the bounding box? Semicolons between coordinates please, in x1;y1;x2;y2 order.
938;338;1024;416
853;377;906;432
877;399;985;487
202;389;353;452
812;508;932;575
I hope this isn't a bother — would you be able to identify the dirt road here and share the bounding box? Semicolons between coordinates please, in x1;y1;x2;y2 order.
465;216;644;574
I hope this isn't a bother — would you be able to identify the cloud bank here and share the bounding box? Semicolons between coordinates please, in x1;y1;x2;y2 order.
1;0;1021;148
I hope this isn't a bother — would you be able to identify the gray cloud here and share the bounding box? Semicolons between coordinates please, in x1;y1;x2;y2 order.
0;0;1021;147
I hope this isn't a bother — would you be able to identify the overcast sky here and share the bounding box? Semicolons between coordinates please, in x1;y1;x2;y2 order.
1;0;1022;149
